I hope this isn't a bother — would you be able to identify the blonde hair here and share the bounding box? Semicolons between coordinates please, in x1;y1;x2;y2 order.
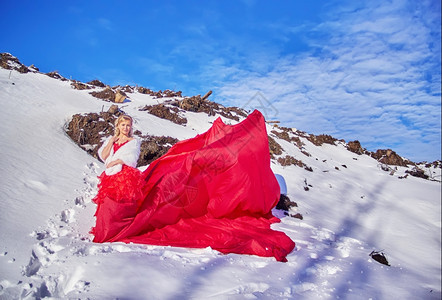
114;115;134;137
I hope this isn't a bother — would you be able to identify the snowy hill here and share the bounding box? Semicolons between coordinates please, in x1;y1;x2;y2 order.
0;54;440;299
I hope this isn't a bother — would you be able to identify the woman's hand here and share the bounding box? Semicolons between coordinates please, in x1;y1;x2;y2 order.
106;159;124;168
110;136;119;144
100;136;119;161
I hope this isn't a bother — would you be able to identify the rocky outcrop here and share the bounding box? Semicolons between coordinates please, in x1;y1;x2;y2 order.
114;91;126;103
115;85;134;94
139;104;187;125
65;110;119;158
45;71;68;81
271;127;304;149
29;64;39;72
71;80;92;90
88;85;182;102
423;160;442;169
268;136;283;158
277;155;312;171
88;80;106;88
276;194;297;211
137;135;179;166
0;53;30;73
137;86;155;95
405;167;429;180
171;95;248;121
178;96;207;113
369;251;390;266
276;194;303;219
347;140;365;155
90;87;115;101
89;87;128;103
371;149;410;167
137;87;182;98
307;134;339;146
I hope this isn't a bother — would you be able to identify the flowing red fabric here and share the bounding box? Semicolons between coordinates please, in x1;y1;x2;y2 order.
92;110;295;262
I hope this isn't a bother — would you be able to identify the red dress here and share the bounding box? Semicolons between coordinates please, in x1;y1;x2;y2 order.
91;141;144;241
91;110;295;262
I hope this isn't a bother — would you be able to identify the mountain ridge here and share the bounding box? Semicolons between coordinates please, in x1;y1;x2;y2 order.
2;52;440;182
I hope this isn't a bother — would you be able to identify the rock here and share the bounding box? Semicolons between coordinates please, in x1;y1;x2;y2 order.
139;104;187;125
114;91;126;103
90;87;116;102
369;250;390;266
136;86;182;98
45;71;67;81
291;213;303;220
268;136;283;158
71;80;92;90
137;135;179;166
120;85;134;93
179;96;202;112
174;95;247;121
371;149;409;166
282;211;303;219
304;166;313;172
307;134;338;146
405;167;429;180
163;89;182;98
271;128;304;149
29;64;39;72
107;105;119;114
276;194;298;211
347;140;365;155
301;150;311;157
0;53;30;73
274;151;313;170
424;160;442;169
87;80;106;87
65;112;117;159
277;155;309;169
137;86;154;95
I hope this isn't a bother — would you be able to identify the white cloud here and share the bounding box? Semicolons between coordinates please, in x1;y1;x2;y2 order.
211;0;441;161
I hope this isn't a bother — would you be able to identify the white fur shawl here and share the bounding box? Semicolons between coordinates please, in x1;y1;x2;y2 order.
98;137;141;175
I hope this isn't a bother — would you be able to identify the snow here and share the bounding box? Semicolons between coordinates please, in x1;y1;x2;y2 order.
0;68;441;299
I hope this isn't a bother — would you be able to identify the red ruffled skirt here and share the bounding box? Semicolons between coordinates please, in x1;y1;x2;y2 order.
92;165;143;205
90;165;143;241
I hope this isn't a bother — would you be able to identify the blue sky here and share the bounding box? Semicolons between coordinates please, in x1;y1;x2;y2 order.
1;0;441;162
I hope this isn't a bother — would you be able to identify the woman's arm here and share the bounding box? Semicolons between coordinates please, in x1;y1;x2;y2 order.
107;139;140;168
100;136;118;161
106;159;124;168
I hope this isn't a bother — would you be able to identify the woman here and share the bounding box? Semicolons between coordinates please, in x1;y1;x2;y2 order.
91;115;144;241
91;111;295;262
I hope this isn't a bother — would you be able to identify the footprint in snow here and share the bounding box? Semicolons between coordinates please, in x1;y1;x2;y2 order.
60;209;76;224
334;237;362;258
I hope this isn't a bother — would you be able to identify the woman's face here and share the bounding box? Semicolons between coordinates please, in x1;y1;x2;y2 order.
118;119;132;136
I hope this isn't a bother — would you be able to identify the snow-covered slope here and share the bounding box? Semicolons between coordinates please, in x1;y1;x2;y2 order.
0;65;440;299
